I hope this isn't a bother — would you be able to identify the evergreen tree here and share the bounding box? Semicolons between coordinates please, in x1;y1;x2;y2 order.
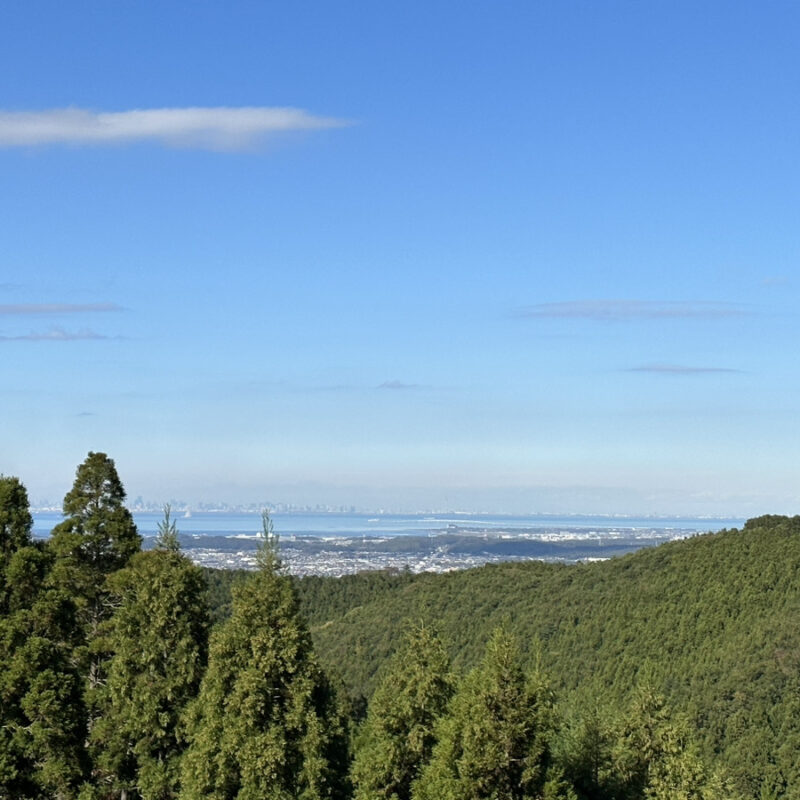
612;684;732;800
554;692;616;800
351;623;454;800
180;513;349;800
0;476;34;572
413;628;567;800
45;453;141;796
90;507;209;800
48;452;141;691
0;476;88;800
154;503;180;552
49;452;141;582
0;475;37;620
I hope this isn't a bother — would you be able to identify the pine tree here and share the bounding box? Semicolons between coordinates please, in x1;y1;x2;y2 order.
90;507;209;800
413;628;567;800
351;623;454;800
179;513;349;800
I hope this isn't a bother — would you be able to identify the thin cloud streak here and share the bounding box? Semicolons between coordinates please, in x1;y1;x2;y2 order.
0;302;122;315
378;380;424;390
0;107;350;150
627;364;743;375
761;276;789;287
516;300;749;322
0;328;114;341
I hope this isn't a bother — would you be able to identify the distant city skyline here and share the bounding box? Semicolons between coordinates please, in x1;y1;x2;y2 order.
3;2;800;519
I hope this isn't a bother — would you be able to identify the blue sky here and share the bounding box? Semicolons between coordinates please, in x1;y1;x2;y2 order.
1;1;799;515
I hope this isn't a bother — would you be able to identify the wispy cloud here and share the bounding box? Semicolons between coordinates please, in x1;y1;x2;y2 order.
0;302;122;315
627;363;743;375
0;328;114;341
300;383;357;393
378;380;424;390
761;276;789;287
0;107;350;151
516;300;748;322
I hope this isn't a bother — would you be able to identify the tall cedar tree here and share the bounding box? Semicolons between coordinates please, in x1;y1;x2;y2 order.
413;628;568;800
351;624;454;800
47;452;141;792
179;513;349;800
89;506;209;800
0;476;88;800
48;452;141;669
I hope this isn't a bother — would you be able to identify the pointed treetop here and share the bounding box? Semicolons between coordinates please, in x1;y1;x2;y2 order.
63;452;126;517
51;451;141;574
154;504;181;552
255;509;282;572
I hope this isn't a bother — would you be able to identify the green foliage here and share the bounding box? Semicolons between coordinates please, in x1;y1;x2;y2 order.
154;503;180;552
180;550;349;800
47;452;142;670
413;628;565;800
611;683;733;800
2;454;799;800
298;517;800;796
554;689;617;800
201;566;248;626
0;476;33;568
45;453;142;791
91;547;210;799
256;509;282;572
0;476;88;799
351;623;454;800
50;452;141;579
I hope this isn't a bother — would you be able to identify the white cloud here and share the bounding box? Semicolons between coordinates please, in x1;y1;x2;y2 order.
0;106;349;150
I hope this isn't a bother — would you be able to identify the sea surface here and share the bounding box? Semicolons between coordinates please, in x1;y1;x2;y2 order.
32;511;742;540
31;511;745;576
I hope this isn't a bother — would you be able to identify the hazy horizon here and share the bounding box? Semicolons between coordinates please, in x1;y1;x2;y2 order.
3;2;799;519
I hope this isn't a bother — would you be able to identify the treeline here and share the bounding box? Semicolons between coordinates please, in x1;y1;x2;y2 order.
0;453;792;798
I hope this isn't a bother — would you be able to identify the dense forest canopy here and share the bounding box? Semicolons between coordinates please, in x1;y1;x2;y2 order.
2;455;799;798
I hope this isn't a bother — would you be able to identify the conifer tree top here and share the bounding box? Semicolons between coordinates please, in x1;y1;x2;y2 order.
51;451;141;575
255;508;282;572
154;503;181;552
63;451;127;517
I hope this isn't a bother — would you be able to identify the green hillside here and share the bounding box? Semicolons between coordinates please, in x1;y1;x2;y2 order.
293;515;800;797
9;459;800;797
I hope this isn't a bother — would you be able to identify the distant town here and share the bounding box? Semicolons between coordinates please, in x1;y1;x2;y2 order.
145;527;701;578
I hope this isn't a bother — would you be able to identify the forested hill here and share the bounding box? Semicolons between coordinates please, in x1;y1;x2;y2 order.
291;515;800;794
10;457;800;797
